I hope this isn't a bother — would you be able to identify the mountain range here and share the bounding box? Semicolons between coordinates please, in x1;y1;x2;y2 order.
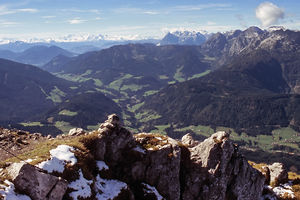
159;31;208;46
0;46;74;66
1;26;300;169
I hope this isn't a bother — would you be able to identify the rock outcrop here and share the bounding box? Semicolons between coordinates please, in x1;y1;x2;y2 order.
1;114;268;200
182;131;265;200
68;127;85;136
7;162;68;200
268;162;288;186
93;115;265;200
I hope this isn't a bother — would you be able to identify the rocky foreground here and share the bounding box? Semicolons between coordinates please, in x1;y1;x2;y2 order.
0;114;299;200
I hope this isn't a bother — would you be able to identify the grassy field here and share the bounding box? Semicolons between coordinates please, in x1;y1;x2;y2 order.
19;122;44;126
173;66;185;82
188;70;211;80
58;109;78;116
54;121;74;134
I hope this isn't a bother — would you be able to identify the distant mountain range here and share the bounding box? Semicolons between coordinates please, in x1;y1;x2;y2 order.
0;46;74;66
0;38;160;54
159;31;209;46
0;30;209;55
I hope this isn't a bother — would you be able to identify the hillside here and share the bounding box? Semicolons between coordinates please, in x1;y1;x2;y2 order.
0;58;121;135
42;44;212;124
0;45;74;66
0;58;77;123
39;92;122;129
139;48;300;132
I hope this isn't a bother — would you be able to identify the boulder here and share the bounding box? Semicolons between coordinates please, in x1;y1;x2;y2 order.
68;128;85;136
268;162;288;186
7;162;68;200
182;131;265;200
181;133;199;147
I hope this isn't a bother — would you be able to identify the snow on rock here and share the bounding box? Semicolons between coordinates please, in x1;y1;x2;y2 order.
94;175;128;200
37;145;77;173
142;183;164;200
68;170;93;199
97;161;109;171
0;180;31;200
273;182;295;199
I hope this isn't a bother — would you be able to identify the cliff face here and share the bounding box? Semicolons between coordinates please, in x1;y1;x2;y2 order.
0;114;269;199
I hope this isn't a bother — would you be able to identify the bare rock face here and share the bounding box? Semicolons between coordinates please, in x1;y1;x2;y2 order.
181;133;199;147
95;114;181;200
7;162;68;200
89;115;266;200
182;131;265;200
68;127;85;136
268;162;288;186
133;133;181;200
95;113;136;162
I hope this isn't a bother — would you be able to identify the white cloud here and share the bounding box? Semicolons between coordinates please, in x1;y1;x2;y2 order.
61;8;100;14
17;8;38;13
143;11;158;15
0;5;38;15
255;2;284;27
68;18;86;24
113;7;160;15
172;4;231;11
42;15;56;19
0;20;18;26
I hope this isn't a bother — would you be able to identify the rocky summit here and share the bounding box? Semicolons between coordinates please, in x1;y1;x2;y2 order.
0;114;298;200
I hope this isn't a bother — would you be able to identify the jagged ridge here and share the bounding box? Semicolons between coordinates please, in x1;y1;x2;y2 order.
2;114;290;200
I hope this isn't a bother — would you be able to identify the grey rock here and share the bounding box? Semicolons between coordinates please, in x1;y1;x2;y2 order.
95;114;135;162
134;134;181;200
181;133;199;147
182;131;265;200
7;162;68;200
68;128;85;136
268;162;288;186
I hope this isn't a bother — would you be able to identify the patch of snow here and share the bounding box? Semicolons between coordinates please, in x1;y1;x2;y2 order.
273;182;295;199
0;180;31;200
68;170;93;199
37;145;77;173
94;175;128;200
268;26;286;32
97;161;109;171
155;137;163;141
133;146;146;154
142;183;163;200
25;159;33;163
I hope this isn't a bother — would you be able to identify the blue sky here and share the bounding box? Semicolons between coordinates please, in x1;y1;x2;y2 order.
0;0;299;41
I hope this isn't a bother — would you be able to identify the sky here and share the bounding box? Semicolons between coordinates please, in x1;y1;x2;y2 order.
0;0;300;41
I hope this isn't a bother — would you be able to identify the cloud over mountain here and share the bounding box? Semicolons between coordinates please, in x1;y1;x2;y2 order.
255;2;284;27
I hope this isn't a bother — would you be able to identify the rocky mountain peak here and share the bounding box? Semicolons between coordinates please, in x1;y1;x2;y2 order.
159;31;206;46
243;26;265;36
